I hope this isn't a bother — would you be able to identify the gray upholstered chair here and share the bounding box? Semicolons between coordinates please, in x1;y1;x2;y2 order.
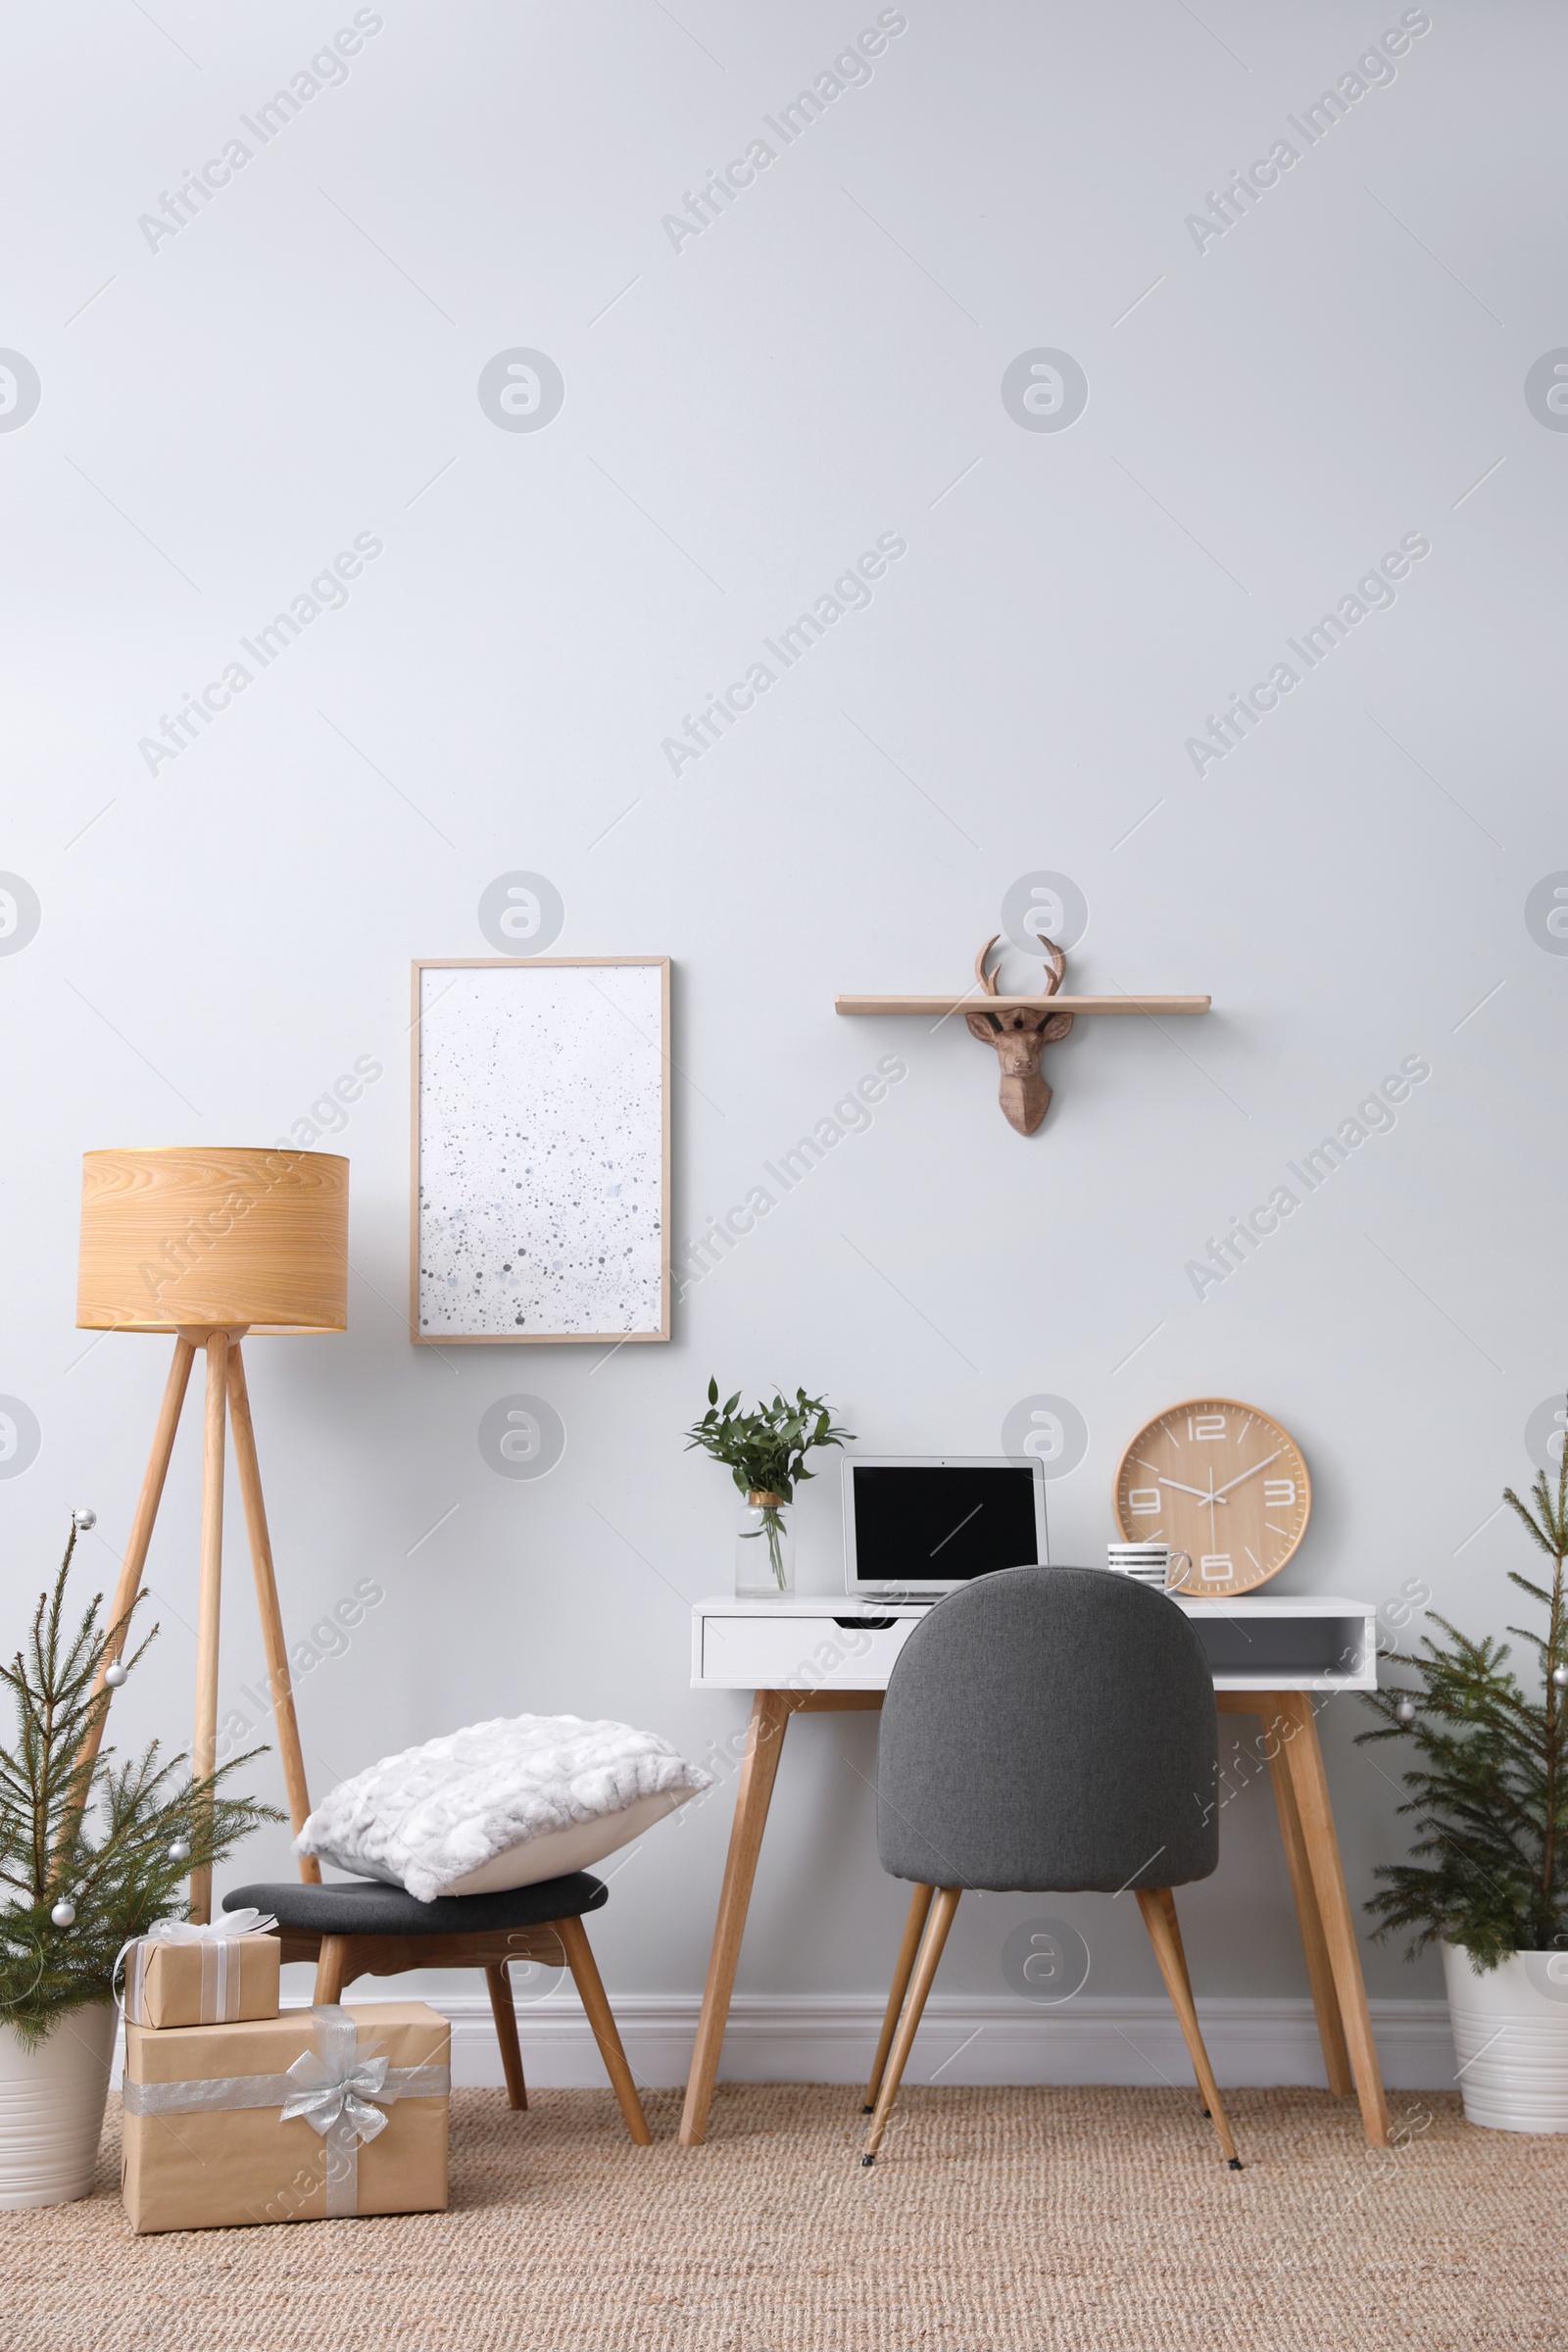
861;1565;1239;2168
223;1870;649;2143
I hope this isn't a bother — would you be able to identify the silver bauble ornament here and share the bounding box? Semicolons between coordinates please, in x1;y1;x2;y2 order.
1553;1662;1568;1690
1395;1698;1416;1726
103;1660;128;1688
72;1507;96;1532
50;1899;76;1928
167;1838;191;1865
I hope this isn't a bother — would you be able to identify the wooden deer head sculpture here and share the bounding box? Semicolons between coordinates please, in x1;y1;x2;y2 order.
965;934;1075;1135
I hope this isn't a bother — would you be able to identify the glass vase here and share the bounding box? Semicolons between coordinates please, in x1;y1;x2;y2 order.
735;1491;794;1595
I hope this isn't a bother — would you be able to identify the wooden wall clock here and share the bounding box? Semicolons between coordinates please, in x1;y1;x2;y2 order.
1113;1397;1310;1595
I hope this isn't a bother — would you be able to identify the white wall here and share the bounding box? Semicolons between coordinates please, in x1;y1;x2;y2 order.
4;3;1561;2078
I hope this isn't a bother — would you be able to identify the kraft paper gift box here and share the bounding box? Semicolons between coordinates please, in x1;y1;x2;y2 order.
121;1915;281;2030
121;2002;450;2234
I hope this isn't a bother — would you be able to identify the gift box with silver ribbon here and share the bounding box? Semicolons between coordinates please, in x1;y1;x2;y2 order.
121;2001;450;2232
115;1910;280;2030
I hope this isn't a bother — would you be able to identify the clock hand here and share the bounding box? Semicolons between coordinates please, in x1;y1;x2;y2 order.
1157;1476;1228;1504
1208;1450;1283;1501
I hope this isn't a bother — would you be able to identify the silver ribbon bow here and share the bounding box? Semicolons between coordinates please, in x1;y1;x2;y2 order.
281;2024;393;2147
146;1909;280;1943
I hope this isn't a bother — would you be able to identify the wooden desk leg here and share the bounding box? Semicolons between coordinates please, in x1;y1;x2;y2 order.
1263;1717;1353;2094
679;1689;793;2147
1276;1691;1391;2147
1218;1692;1353;2097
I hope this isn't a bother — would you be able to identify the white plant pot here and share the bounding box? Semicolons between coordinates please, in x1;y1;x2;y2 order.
1443;1941;1568;2132
0;2000;117;2208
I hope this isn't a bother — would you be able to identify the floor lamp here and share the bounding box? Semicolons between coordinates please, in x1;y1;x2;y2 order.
75;1147;349;1923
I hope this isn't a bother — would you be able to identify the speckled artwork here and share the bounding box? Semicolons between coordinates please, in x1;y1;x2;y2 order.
415;959;668;1342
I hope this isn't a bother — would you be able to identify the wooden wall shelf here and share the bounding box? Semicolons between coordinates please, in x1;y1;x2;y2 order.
835;994;1210;1017
834;935;1212;1136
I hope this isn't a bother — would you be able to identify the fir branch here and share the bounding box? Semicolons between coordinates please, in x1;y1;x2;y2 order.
1363;1411;1568;1967
0;1526;281;2044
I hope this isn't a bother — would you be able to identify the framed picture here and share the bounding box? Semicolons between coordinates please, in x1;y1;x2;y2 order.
410;957;670;1345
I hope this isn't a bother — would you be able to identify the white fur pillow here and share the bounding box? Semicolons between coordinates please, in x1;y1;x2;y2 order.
296;1714;712;1902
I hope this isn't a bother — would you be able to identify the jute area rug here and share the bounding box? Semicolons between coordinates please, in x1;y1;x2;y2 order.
2;2084;1563;2352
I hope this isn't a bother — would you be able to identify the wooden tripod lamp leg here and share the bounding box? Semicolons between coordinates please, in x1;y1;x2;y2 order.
188;1333;228;1926
78;1338;196;1764
226;1342;318;1882
56;1336;196;1875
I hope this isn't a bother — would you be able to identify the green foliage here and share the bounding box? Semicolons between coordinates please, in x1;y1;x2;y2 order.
684;1379;855;1503
1359;1418;1568;1971
0;1523;281;2045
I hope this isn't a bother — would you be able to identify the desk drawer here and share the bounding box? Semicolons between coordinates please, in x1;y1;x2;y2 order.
698;1613;914;1690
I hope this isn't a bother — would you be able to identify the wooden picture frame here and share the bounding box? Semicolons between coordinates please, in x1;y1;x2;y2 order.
410;957;671;1346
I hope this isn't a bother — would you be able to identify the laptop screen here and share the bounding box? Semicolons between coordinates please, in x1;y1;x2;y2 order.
846;1460;1046;1592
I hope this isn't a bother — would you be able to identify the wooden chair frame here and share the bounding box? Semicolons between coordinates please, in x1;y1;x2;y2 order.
860;1881;1240;2168
274;1917;651;2145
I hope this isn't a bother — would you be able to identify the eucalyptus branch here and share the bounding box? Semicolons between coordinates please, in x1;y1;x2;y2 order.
685;1379;855;1503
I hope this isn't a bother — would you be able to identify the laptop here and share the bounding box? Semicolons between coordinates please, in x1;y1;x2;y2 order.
842;1455;1049;1601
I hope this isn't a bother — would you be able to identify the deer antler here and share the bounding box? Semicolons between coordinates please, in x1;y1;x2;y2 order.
975;934;1004;996
975;932;1066;999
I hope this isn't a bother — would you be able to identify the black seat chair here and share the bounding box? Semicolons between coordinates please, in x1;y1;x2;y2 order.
224;1871;650;2143
861;1565;1238;2168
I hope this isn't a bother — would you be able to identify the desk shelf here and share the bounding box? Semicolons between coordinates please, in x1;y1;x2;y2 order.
692;1593;1378;1695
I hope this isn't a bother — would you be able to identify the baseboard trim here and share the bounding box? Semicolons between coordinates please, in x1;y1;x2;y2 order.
181;1990;1453;2094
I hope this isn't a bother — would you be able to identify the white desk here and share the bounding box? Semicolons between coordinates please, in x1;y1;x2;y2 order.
680;1591;1389;2148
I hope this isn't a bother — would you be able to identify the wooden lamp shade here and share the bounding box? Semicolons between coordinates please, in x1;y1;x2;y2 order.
77;1148;349;1333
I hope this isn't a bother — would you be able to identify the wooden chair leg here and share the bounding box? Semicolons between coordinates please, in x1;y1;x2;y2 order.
557;1915;652;2146
864;1883;934;2111
1136;1888;1241;2169
862;1886;960;2164
486;1961;528;2110
313;1935;354;2005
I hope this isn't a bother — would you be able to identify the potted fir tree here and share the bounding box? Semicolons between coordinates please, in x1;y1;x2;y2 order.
1360;1435;1568;2131
0;1516;278;2207
685;1381;854;1593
